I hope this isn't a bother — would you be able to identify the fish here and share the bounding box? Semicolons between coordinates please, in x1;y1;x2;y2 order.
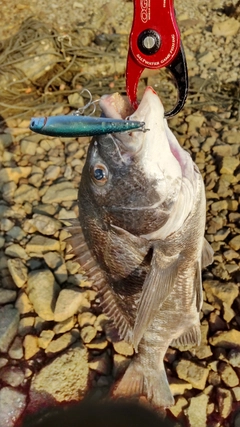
68;86;213;409
29;115;145;138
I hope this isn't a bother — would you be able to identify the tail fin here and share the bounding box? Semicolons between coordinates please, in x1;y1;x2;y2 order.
112;359;174;409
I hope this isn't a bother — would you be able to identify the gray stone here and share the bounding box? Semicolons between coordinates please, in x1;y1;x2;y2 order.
5;244;28;260
29;343;89;410
29;214;61;236
7;258;28;288
42;182;78;204
0;366;25;387
0;387;26;427
0;305;19;352
0;289;17;304
27;269;60;321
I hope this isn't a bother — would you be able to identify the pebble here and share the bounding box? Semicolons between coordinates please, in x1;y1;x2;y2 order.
14;184;40;204
217;387;233;419
18;317;35;336
203;280;239;307
169;377;193;396
86;337;108;350
8;337;24;360
45;330;79;356
0;166;31;184
0;366;25;387
0;387;26;427
212;17;240;37
229;235;240;251
78;312;97;328
44;165;61;181
27;269;60;321
209;329;240;349
29;343;88;410
38;330;55;349
0;305;20;352
28;214;61;236
44;252;68;284
186;393;209;427
42;182;78;204
53;317;75;334
220;157;239;175
54;287;85;322
7;258;28;288
219;362;239;387
0;289;17;304
20;139;37;155
0;358;8;368
228;349;240;368
25;235;60;254
232;387;240;402
80;326;97;344
168;396;188;418
15;291;34;315
23;335;39;359
112;340;134;357
88;352;111;375
211;200;228;212
5;243;28;260
176;359;209;390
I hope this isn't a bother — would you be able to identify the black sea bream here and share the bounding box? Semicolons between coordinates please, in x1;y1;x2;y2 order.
69;86;213;408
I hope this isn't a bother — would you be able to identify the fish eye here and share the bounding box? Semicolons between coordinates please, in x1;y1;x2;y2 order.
91;163;108;186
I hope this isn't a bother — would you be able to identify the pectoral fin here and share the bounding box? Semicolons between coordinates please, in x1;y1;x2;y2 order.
104;224;149;279
133;248;178;350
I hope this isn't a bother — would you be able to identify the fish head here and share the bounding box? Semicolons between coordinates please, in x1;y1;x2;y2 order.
80;87;198;237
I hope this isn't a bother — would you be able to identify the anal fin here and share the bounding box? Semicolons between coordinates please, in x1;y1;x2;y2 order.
171;324;201;348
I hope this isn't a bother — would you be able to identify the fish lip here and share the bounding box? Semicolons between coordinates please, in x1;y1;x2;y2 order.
106;200;163;211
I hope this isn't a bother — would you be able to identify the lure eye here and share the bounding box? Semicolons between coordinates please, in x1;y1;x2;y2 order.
91;163;108;186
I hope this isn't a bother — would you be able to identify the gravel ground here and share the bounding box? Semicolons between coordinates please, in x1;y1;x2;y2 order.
0;0;239;426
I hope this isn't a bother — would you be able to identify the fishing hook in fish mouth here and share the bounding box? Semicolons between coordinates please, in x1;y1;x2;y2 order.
73;88;100;117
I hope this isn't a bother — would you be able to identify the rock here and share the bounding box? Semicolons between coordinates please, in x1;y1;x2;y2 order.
42;182;78;204
209;311;227;332
0;387;26;427
44;252;68;284
14;184;40;204
38;330;55;349
169;396;188;418
25;235;60;254
176;359;209;390
185;113;205;134
228;349;240;368
18;317;35;336
190;345;213;359
186;393;209;427
208;371;221;386
0;235;5;248
23;335;39;359
0;358;8;368
217;387;233;419
220;156;239;175
0;305;19;352
45;330;79;356
80;326;97;344
78;312;97;328
20;139;37;155
112;340;134;357
8;337;24;360
29;343;88;410
209;329;240;349
0;289;17;304
212;18;240;37
232;387;240;401
203;280;239;307
7;226;26;241
0;366;25;387
0;166;31;184
54;287;85;322
169;377;193;396
223;302;235;322
29;214;61;236
113;354;131;379
44;165;61;181
211;200;228;212
219;362;239;387
229;236;240;251
86;337;108;350
5;244;28;260
27;269;60;321
15;291;34;315
88;352;111;375
53;317;75;335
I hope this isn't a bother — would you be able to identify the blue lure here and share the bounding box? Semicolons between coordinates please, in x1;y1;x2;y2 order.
29;115;145;137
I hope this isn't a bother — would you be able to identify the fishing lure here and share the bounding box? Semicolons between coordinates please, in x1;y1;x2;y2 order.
29;115;145;137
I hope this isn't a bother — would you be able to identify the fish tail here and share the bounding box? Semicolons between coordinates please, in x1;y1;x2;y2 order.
112;358;174;408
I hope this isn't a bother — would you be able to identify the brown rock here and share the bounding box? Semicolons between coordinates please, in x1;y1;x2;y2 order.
176;359;209;390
